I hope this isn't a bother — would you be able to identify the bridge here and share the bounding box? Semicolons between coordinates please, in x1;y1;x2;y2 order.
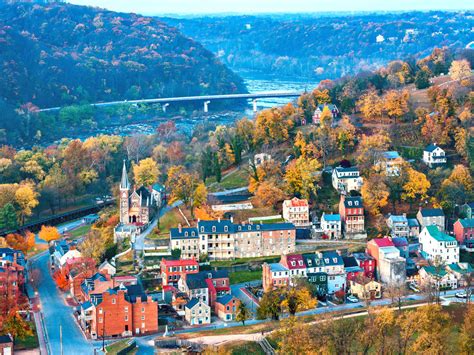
39;91;303;113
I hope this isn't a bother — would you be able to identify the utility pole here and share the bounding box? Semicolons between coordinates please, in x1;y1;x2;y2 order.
59;324;63;355
102;311;106;352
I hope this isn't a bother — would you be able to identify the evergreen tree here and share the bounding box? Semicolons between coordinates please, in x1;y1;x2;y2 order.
0;203;17;231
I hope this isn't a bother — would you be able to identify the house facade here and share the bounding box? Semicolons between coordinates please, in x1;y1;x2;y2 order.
417;208;445;231
320;213;342;239
453;218;474;251
423;143;446;167
185;298;211;325
419;225;459;263
350;278;382;300
387;214;410;238
282;197;310;227
378;151;403;176
161;258;199;286
214;295;240;321
419;266;457;290
339;195;365;237
280;254;307;278
170;219;296;260
262;263;290;292
332;167;363;193
312;104;339;124
320;251;346;294
352;253;376;279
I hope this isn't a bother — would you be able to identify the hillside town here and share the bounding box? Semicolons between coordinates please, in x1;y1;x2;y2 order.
0;3;473;353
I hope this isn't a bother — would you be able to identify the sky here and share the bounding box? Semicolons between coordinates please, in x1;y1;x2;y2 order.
67;0;474;15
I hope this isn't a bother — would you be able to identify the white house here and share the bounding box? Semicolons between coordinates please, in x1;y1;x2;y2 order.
282;197;310;227
376;34;385;43
419;225;459;263
320;213;342;239
419;266;458;290
331;167;363;193
378;151;403;176
423;143;446;167
253;153;272;167
387;214;410;238
184;298;211;325
98;260;116;276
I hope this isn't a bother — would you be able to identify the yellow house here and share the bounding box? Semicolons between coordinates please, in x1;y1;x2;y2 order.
349;278;382;300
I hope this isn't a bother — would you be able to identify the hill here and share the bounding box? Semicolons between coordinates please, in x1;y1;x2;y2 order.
0;2;246;108
162;12;474;79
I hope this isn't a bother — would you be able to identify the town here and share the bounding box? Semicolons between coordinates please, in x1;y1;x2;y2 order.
0;1;473;355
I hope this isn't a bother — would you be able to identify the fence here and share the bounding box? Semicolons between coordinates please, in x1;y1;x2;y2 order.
117;340;137;355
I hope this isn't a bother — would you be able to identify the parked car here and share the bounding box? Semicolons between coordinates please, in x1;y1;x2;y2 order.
409;282;420;293
347;295;359;303
455;291;467;299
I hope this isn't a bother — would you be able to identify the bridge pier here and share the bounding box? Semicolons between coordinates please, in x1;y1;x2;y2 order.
252;99;258;113
204;100;210;113
162;103;169;113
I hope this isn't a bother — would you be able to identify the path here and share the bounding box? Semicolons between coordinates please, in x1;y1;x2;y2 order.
230;281;261;315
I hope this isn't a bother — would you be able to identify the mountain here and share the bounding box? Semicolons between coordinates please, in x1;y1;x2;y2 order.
0;2;246;109
162;12;474;79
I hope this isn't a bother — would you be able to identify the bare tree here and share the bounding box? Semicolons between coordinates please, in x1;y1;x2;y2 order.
461;271;473;305
385;281;407;311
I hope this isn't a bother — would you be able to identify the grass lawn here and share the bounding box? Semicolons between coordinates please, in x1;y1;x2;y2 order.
229;270;262;285
210;255;279;267
105;339;135;354
149;208;186;239
69;224;92;239
217;340;264;355
14;321;39;350
207;168;249;192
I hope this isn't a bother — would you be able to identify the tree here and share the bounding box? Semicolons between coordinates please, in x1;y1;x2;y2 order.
335;116;356;154
357;88;383;121
14;184;39;225
385;281;407;311
459;305;474;354
414;68;431;89
402;168;431;205
254;108;293;146
2;312;33;340
236;302;251;326
171;248;181;260
133;158;160;186
52;268;69;291
38;225;61;243
191;182;207;218
5;233;28;254
25;230;35;251
281;285;317;316
276;318;315;354
284;156;321;199
384;90;410;120
356;132;391;172
254;181;287;208
409;305;450;354
0;203;17;231
79;230;106;263
361;174;390;216
455;128;469;159
449;59;471;82
256;290;282;320
319;106;333;129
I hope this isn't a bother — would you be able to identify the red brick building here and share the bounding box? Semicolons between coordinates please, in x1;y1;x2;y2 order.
80;284;158;339
262;262;290;292
366;237;394;263
453;219;474;250
214;294;240;321
0;260;25;318
352;253;376;279
161;258;199;286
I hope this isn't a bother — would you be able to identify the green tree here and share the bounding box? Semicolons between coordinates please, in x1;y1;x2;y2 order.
0;203;17;231
236;302;251;326
256;290;282;320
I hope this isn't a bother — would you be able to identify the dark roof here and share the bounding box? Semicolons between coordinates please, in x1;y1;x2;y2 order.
321;251;343;266
342;256;359;268
123;284;148;303
213;194;253;204
352;252;374;261
185;273;208;290
343;196;363;209
419;208;444;217
424;143;442;152
216;294;236;305
120;160;130;190
296;229;312;239
170;227;199;240
185;298;201;309
302;253;324;268
0;334;13;344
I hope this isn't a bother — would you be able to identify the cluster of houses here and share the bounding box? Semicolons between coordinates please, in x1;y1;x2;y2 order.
50;239;158;339
262;205;473;299
161;259;240;325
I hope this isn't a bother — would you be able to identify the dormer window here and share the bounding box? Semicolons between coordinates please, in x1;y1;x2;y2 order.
224;226;228;232
291;261;296;266
191;232;195;237
212;226;216;232
333;258;337;263
348;202;352;206
256;225;260;230
248;226;251;230
325;258;329;263
200;227;204;233
185;232;188;237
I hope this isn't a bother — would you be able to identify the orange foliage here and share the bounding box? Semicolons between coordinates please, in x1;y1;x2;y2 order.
5;233;28;254
52;269;69;291
38;225;61;242
106;215;119;227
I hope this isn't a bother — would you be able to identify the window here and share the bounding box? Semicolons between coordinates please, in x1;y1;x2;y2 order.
212;226;216;232
142;307;145;313
125;315;128;321
141;315;145;320
224;226;228;232
112;298;116;304
124;307;128;312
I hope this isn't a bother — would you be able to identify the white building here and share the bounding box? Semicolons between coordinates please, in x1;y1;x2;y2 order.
320;213;342;239
376;34;385;43
423;143;446;168
378;151;403;176
419;226;459;263
282;197;310;227
331;167;363;193
387;214;410;238
417;208;445;231
184;298;211;325
419;266;458;290
253;153;272;167
378;246;407;284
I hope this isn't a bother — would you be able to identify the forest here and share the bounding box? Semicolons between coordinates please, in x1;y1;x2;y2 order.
163;11;474;79
0;2;247;144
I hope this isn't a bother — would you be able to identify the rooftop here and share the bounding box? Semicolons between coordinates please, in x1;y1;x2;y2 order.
284;197;309;208
268;263;289;273
419;208;444;217
322;213;341;222
458;218;474;228
424;143;443;153
382;151;401;160
216;294;236;305
425;225;456;242
388;215;408;223
370;237;394;248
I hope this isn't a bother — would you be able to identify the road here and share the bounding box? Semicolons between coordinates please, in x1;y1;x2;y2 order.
35;252;93;354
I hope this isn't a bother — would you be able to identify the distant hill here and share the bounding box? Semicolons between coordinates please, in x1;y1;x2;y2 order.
162;12;474;79
0;2;246;108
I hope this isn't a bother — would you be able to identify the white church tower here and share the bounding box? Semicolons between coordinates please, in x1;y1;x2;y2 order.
119;160;130;224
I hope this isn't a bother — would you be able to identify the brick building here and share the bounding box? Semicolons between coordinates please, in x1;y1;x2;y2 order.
79;284;158;339
282;197;310;227
214;294;240;321
453;218;474;251
161;258;199;286
339;195;365;237
262;263;290;292
170;219;296;260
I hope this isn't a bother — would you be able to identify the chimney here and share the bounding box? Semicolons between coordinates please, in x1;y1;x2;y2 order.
230;216;233;223
218;217;221;223
178;224;182;233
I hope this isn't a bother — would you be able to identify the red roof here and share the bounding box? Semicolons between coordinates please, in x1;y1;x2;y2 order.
285;197;309;208
161;258;198;267
370;237;394;248
283;254;306;270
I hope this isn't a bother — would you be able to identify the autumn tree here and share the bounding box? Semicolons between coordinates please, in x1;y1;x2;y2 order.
5;233;29;254
459;305;474;354
0;203;17;231
335;116;357;154
409;305;450;354
133;157;160;186
361;174;390;216
276;318;315;355
52;268;69;291
254;181;287;208
356;131;391;172
38;225;61;243
284;156;321;199
384;90;410;120
256;290;282;320
191;182;208;217
357;88;383;121
236;302;251;326
449;59;471;82
248;159;282;194
281;284;317;316
15;184;39;225
254;108;293;146
79;230;106;263
454;128;470;160
402;167;431;206
2;312;33;340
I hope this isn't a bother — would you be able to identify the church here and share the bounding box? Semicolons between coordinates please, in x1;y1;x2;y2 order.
118;161;162;227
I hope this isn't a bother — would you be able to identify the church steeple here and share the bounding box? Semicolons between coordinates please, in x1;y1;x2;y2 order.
120;160;130;191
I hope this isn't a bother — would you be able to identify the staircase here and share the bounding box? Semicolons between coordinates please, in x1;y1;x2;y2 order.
258;337;276;355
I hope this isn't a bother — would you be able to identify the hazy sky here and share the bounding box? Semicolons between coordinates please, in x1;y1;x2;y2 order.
67;0;473;15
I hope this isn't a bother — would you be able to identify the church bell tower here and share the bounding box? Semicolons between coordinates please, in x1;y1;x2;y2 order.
119;160;130;224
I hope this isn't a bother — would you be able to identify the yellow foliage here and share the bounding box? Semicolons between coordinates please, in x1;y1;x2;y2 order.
133;157;160;186
38;225;61;242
